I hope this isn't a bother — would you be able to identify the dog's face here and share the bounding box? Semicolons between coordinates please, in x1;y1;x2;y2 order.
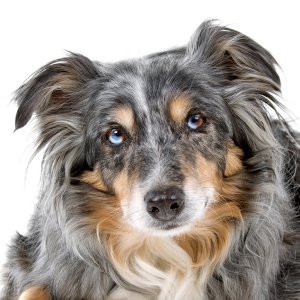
15;21;280;246
81;57;243;237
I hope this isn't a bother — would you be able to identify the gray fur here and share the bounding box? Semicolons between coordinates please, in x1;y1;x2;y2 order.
1;20;300;299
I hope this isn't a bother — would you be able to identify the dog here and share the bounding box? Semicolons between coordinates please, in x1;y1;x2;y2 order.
1;20;300;300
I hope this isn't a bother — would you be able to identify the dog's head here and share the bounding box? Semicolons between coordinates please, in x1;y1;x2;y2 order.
15;21;281;255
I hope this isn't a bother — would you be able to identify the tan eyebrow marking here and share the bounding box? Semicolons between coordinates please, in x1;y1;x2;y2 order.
169;97;192;123
113;106;135;133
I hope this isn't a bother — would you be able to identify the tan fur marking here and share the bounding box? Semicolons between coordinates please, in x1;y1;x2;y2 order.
175;201;241;268
86;169;132;237
224;143;243;176
169;97;192;123
19;286;50;300
113;169;131;205
181;154;221;193
196;155;220;188
177;155;240;268
87;198;123;238
81;166;107;191
173;152;242;268
113;106;135;134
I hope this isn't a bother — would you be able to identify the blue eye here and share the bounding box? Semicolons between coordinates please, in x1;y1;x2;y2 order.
108;129;126;145
188;115;204;130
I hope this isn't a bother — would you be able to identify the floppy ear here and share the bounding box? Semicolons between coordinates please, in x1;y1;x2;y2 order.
14;53;103;185
15;53;101;130
187;20;283;151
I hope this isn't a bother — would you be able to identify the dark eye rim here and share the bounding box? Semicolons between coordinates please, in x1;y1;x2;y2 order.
186;114;208;132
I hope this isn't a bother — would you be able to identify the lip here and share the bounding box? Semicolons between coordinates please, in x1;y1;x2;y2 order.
158;220;184;231
146;221;192;237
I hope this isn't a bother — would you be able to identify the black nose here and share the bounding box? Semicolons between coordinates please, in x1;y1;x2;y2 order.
144;187;185;221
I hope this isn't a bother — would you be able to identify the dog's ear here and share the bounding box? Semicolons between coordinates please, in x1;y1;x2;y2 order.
15;53;101;130
187;20;280;91
187;21;283;151
14;53;103;181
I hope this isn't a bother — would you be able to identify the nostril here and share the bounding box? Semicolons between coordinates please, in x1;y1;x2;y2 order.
151;206;160;213
170;202;180;210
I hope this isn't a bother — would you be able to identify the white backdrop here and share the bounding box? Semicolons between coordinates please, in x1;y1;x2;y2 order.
0;0;299;266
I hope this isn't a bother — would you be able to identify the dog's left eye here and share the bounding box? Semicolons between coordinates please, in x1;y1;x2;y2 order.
187;115;204;130
108;129;126;145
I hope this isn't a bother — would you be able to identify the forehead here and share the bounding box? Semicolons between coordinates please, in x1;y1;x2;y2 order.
95;55;231;133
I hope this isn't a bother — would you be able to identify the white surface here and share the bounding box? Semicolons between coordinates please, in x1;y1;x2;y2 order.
0;0;299;266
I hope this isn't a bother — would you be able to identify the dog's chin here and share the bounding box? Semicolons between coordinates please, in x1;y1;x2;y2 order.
143;223;192;237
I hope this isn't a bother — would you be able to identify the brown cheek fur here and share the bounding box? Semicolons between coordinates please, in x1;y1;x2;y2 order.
224;143;244;177
19;286;50;300
173;148;243;269
175;202;241;269
81;166;108;192
82;168;133;239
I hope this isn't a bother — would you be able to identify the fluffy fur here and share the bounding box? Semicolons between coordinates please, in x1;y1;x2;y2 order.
1;20;300;300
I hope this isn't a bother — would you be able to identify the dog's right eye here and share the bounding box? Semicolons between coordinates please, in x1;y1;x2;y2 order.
187;115;204;130
107;129;126;145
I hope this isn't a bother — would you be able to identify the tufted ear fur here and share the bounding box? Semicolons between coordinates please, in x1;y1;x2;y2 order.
15;53;101;130
187;20;280;90
14;53;103;188
187;20;284;152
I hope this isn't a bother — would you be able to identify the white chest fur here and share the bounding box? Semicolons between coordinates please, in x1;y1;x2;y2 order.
107;236;212;300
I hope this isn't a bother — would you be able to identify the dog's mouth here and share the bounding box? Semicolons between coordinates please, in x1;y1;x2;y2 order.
162;223;182;230
144;219;193;237
154;219;186;231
